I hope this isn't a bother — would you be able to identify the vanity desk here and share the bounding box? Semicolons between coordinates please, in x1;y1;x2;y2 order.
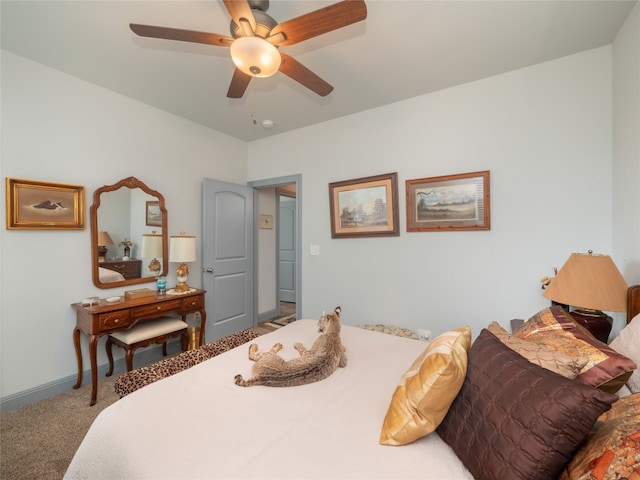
72;288;206;405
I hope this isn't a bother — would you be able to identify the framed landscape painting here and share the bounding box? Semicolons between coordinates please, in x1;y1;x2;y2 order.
145;201;162;227
406;170;490;232
5;177;85;230
329;172;399;238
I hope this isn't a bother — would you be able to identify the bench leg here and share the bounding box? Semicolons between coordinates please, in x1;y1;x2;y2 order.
162;342;168;356
106;337;115;377
125;349;135;372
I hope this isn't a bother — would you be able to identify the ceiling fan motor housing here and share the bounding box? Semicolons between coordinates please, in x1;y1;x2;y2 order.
230;2;277;39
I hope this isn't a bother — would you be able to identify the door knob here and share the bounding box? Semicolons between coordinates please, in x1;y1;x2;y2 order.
203;267;214;273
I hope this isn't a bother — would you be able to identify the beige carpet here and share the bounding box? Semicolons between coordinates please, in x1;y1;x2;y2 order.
0;326;272;480
0;375;119;480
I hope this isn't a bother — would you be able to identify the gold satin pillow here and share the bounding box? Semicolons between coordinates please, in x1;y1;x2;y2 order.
379;327;471;446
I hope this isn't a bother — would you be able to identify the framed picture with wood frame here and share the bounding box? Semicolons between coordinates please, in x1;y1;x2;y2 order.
329;172;399;238
5;177;85;230
145;201;162;227
406;170;490;232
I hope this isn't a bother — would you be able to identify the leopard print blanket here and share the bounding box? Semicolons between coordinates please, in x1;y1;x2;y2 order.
115;329;262;398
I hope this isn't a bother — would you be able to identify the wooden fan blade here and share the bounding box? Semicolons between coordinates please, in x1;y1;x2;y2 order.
223;0;256;35
279;53;333;97
269;0;367;47
227;68;252;98
130;24;233;46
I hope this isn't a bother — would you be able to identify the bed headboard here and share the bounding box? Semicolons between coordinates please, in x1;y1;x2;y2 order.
627;285;640;324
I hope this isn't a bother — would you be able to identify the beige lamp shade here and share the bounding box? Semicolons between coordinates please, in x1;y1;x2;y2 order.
169;233;196;263
542;251;628;312
141;233;163;259
97;231;114;246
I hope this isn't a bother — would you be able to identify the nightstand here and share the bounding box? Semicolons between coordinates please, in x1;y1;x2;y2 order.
100;258;142;280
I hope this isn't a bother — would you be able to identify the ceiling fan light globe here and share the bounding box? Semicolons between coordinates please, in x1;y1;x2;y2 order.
230;36;280;78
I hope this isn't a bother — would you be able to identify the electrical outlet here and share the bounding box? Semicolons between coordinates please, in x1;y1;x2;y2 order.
418;329;432;342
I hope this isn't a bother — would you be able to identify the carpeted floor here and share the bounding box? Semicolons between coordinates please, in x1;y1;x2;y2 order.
0;325;281;480
0;375;119;480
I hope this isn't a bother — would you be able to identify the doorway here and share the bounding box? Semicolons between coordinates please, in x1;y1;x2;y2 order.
249;175;301;324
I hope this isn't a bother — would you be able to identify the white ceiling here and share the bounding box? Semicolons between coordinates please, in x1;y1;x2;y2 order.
1;0;636;141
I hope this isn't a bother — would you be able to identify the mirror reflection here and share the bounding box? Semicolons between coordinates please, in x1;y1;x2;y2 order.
91;177;168;289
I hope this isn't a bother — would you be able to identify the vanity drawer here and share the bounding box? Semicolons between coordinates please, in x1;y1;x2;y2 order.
131;299;182;320
182;294;204;312
99;311;132;332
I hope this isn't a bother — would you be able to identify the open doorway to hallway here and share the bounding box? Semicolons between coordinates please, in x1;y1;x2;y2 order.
251;175;300;326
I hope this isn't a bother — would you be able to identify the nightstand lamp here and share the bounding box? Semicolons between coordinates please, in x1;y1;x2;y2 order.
169;232;196;293
97;231;114;262
141;231;163;276
543;250;628;342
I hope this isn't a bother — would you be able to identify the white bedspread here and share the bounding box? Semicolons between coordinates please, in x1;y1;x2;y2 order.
65;320;472;479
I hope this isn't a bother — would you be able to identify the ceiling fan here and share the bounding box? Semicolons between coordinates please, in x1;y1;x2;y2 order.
130;0;367;99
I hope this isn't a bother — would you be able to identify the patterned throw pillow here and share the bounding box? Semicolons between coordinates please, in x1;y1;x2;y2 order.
610;314;640;393
437;329;617;480
513;307;636;393
487;322;588;378
379;327;471;446
559;393;640;480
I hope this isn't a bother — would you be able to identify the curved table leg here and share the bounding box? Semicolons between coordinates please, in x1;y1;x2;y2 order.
73;327;83;389
199;309;207;346
88;334;99;406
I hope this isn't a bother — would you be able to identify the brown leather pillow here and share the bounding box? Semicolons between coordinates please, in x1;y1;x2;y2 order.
437;329;617;480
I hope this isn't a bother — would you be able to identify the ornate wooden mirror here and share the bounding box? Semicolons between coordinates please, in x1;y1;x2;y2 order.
91;177;168;289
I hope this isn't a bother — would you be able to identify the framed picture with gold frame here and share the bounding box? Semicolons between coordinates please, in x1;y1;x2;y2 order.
5;177;85;230
329;172;399;238
406;170;490;232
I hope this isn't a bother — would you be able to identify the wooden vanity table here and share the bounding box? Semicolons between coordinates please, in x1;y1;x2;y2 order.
72;289;206;405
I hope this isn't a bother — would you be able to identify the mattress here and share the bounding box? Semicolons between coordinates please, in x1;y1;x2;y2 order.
64;319;471;479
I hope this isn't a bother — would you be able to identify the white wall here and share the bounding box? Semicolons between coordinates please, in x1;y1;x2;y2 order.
257;187;277;317
613;2;640;282
0;51;247;399
248;47;626;338
2;34;638;406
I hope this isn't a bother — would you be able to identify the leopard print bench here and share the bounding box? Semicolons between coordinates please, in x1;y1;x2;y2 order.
357;324;419;339
114;329;262;398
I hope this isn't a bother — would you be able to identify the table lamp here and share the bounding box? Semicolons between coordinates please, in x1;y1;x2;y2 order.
542;250;628;342
97;231;114;262
141;231;163;276
169;232;196;293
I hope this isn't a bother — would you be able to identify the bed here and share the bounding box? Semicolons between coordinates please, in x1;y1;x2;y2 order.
98;266;125;283
64;288;640;480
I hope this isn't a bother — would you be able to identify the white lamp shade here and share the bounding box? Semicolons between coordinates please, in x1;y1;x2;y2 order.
230;36;281;78
141;233;163;258
169;234;196;263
